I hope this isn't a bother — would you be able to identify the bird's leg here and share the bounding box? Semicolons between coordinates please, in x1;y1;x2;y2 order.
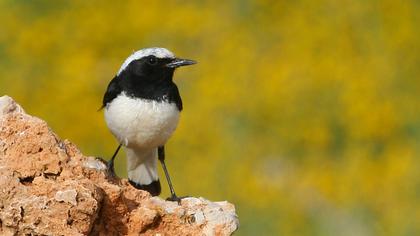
158;146;182;204
107;144;122;177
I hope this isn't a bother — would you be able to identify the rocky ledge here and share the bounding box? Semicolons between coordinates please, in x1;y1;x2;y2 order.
0;95;238;236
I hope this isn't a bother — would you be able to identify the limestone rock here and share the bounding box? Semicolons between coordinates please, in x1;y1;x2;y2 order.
0;95;239;236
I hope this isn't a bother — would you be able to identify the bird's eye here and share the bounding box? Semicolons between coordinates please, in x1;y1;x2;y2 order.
147;56;158;65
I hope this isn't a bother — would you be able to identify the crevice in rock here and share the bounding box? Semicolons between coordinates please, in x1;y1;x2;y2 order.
140;215;162;234
43;172;59;180
19;176;34;185
20;206;25;219
43;166;62;180
89;202;104;235
66;210;73;226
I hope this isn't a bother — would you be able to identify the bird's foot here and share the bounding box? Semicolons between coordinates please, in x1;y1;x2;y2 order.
166;194;190;205
107;160;116;178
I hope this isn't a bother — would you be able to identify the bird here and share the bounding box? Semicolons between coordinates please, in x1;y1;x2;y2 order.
101;47;196;202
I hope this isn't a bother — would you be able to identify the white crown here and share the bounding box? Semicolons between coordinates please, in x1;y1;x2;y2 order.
117;47;175;75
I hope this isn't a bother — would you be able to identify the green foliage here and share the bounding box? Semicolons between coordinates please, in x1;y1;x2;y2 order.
1;1;419;235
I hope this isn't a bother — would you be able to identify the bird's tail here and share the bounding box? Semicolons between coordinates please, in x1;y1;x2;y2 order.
126;147;161;196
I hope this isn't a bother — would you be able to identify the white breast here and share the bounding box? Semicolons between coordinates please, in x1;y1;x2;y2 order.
104;93;180;149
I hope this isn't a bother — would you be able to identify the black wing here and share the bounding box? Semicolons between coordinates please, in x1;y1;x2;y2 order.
100;76;121;110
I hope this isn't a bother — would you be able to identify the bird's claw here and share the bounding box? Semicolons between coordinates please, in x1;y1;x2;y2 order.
107;160;116;178
166;195;190;205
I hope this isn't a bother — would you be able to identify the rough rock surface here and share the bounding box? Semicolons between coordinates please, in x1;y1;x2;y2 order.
0;95;239;236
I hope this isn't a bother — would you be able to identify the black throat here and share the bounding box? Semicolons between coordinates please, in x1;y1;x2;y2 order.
102;64;183;111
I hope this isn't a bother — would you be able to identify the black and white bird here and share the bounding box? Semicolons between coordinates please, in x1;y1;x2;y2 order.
102;47;196;202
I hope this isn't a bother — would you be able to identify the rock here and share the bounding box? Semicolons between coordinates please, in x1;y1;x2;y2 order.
54;189;78;206
0;95;239;236
0;95;25;118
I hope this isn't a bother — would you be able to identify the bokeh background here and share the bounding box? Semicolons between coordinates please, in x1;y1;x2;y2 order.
1;0;419;235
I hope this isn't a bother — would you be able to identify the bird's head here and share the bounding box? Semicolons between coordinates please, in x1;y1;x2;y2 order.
117;47;196;82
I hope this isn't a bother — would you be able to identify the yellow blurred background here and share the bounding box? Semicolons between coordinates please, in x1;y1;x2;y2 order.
1;0;419;235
